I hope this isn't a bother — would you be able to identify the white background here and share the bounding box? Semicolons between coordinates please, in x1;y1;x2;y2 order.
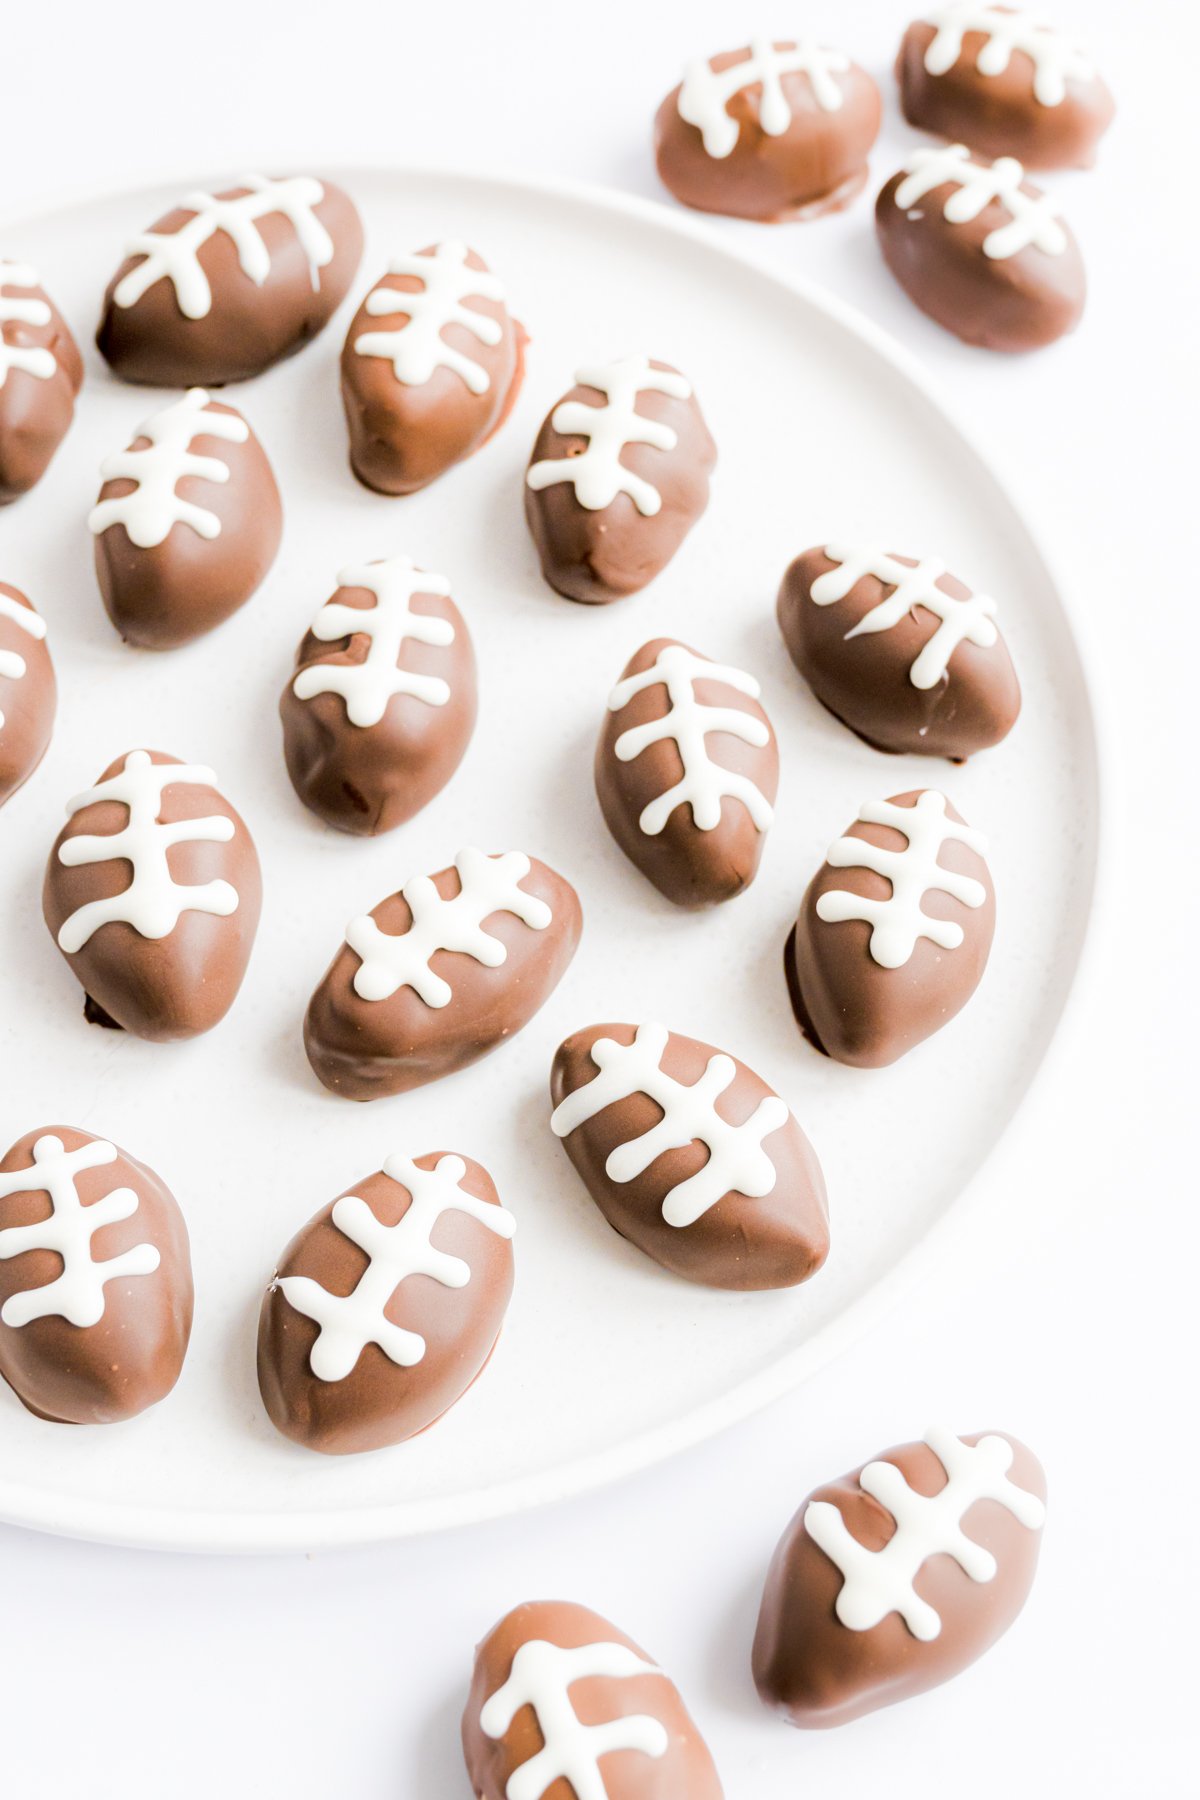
1;3;1195;1795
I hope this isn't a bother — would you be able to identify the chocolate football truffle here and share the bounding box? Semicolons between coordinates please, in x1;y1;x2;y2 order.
0;260;83;502
877;144;1085;351
0;1125;193;1425
280;553;476;836
0;584;55;808
464;1600;724;1800
897;4;1115;170
96;173;363;386
787;789;995;1068
777;545;1021;759
341;240;525;495
597;639;777;906
753;1426;1046;1727
551;1022;828;1291
655;37;882;222
43;748;262;1041
89;387;282;650
258;1149;514;1456
305;848;582;1100
525;356;715;604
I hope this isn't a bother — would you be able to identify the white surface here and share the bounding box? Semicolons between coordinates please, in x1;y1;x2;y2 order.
0;0;1194;1793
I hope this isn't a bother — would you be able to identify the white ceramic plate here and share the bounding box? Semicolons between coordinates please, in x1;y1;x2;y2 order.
0;166;1100;1552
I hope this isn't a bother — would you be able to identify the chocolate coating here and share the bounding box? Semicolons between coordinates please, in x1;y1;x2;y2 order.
464;1600;724;1800
0;1125;192;1425
0;584;56;808
752;1430;1046;1727
0;265;83;502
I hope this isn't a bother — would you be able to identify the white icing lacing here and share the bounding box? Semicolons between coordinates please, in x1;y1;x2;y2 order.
0;591;47;734
894;144;1066;260
550;1021;789;1229
479;1638;669;1800
0;261;55;389
56;750;239;954
678;37;849;155
607;643;774;836
920;3;1093;107
277;1152;515;1382
804;1425;1046;1641
292;555;456;728
815;790;987;970
88;388;250;549
113;173;333;320
811;547;999;689
526;356;691;517
0;1135;160;1329
354;240;505;396
347;847;552;1009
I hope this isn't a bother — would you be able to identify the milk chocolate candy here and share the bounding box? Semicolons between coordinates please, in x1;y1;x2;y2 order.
897;5;1115;170
464;1600;724;1800
550;1022;828;1291
525;356;715;604
876;145;1085;351
305;848;582;1100
280;553;476;836
777;545;1020;759
96;174;363;386
655;38;882;222
753;1426;1046;1727
89;388;282;650
787;789;995;1068
341;241;525;495
0;585;55;808
597;639;777;906
43;748;262;1041
258;1149;514;1456
0;1126;193;1425
0;260;83;501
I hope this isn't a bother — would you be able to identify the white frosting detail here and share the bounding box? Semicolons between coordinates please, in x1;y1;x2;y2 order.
347;847;551;1009
811;547;999;689
0;591;47;733
292;556;456;727
354;240;505;396
277;1151;515;1382
894;144;1067;260
88;388;249;549
56;749;238;953
920;3;1093;107
607;643;774;836
804;1425;1046;1641
479;1638;669;1800
0;1134;160;1329
526;356;691;517
113;173;333;320
0;261;55;388
815;791;988;969
678;37;849;155
550;1021;789;1229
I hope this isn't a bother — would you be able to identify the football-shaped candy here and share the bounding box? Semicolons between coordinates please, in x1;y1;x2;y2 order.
464;1599;724;1800
96;173;363;386
0;259;83;502
777;545;1021;759
753;1426;1046;1727
597;638;777;906
43;748;262;1041
0;1125;193;1425
0;584;55;808
258;1149;515;1456
89;388;282;650
341;240;525;495
525;355;715;604
280;553;476;836
305;847;582;1100
897;4;1115;170
786;789;995;1068
655;38;882;222
550;1022;828;1291
876;144;1085;351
